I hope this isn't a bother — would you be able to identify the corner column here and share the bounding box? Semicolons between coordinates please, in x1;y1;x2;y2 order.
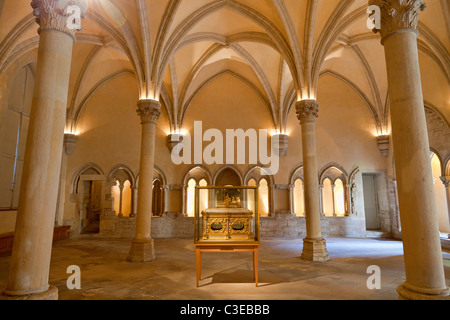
1;0;87;300
296;100;329;262
55;133;77;226
369;0;449;299
128;99;161;262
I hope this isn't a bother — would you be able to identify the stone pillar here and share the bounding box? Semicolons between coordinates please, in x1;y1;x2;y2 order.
369;0;449;300
440;177;450;233
130;185;138;218
127;99;161;262
296;100;329;262
55;133;77;226
1;0;87;300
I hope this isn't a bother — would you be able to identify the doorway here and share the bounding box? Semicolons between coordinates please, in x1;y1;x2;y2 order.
80;180;102;234
362;174;380;230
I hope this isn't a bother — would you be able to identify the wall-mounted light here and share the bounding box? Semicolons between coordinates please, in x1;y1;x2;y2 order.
167;133;184;152
272;133;289;157
376;135;390;157
64;133;77;156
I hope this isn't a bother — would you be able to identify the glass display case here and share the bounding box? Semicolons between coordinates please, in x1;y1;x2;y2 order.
194;186;260;244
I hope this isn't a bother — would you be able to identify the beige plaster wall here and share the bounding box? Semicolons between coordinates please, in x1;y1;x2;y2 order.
61;67;392;236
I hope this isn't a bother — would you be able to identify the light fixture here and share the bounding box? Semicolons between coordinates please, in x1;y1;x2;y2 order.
64;133;77;156
376;135;390;157
272;133;289;157
167;133;184;152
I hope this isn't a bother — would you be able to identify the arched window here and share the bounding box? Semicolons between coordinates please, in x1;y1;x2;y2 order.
319;164;349;217
0;65;34;209
334;179;346;216
187;179;197;217
152;179;163;216
259;179;269;217
248;179;257;213
199;179;208;214
294;179;305;217
322;178;334;217
109;167;134;218
431;153;450;233
112;179;132;217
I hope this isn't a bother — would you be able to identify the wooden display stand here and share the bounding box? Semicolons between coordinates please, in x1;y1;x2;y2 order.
196;243;259;287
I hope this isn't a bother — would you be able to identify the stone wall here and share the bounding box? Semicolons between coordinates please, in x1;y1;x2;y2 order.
95;212;368;240
260;213;367;238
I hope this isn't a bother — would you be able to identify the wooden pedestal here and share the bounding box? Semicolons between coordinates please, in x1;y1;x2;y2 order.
195;244;259;287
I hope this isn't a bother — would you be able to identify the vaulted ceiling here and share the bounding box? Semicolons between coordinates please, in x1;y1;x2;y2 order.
0;0;449;135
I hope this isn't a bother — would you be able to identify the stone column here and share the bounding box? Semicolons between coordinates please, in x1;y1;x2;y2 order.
296;100;329;262
369;0;449;299
440;177;450;233
55;133;77;226
1;0;87;300
130;185;138;218
128;99;161;262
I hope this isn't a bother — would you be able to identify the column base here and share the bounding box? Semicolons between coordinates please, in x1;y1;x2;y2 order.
301;238;330;262
397;282;450;300
0;285;58;300
127;239;156;262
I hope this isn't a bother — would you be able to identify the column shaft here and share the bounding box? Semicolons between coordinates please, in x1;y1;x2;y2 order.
296;100;329;262
371;0;449;298
4;29;74;298
128;99;161;262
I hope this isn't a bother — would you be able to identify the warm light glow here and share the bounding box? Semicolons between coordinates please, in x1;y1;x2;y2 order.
259;179;269;216
294;179;305;217
322;178;333;217
187;179;196;217
199;179;208;214
65;130;79;136
170;128;188;136
270;129;289;137
431;153;450;233
334;179;346;216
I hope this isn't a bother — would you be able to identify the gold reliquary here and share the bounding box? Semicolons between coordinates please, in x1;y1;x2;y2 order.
194;186;260;244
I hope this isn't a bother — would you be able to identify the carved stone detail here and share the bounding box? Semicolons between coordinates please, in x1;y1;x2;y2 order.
440;176;450;188
63;133;77;156
368;0;427;40
136;99;161;124
296;100;319;124
31;0;88;40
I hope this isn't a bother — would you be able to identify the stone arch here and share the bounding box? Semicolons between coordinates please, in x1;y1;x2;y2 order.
214;166;243;186
319;163;349;185
182;165;212;186
71;163;104;195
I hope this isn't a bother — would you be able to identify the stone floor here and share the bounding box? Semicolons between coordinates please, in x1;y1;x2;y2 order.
0;237;449;300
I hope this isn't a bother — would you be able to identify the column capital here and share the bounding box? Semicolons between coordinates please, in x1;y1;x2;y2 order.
31;0;88;41
296;99;319;124
440;176;450;188
368;0;427;42
137;99;161;124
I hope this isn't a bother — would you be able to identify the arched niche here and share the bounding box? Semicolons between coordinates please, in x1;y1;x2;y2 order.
214;166;243;187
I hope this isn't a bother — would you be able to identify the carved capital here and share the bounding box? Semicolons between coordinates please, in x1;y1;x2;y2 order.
440;176;450;188
31;0;88;41
368;0;427;40
296;100;319;124
137;99;161;124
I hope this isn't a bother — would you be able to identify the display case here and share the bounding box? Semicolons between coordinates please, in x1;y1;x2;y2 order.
194;186;260;244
